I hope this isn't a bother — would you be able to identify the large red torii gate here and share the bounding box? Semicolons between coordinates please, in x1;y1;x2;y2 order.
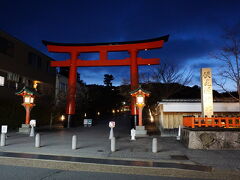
43;35;169;126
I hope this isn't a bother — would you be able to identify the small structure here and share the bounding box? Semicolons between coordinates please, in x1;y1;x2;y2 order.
130;128;136;140
109;121;115;139
16;87;38;133
130;86;150;137
29;119;36;137
155;99;239;130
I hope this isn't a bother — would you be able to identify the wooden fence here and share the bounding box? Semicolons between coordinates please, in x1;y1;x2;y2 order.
183;116;240;128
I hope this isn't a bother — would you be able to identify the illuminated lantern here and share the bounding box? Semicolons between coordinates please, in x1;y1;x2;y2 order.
60;115;65;121
130;86;150;126
16;87;37;124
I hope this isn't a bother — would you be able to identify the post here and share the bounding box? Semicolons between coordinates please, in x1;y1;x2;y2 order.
138;107;143;126
35;133;41;148
129;49;139;116
67;115;71;129
49;112;53;129
109;127;114;139
131;128;136;140
66;52;78;127
134;106;137;127
30;125;35;137
25;106;30;124
72;135;77;150
176;125;181;140
0;133;6;146
111;137;116;152
152;138;157;153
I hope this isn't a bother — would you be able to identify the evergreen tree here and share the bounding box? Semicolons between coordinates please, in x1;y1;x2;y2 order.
104;74;114;87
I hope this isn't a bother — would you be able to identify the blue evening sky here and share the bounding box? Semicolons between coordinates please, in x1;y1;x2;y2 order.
0;0;239;90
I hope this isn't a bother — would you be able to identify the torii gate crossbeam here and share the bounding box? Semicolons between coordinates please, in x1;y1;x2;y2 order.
43;35;169;127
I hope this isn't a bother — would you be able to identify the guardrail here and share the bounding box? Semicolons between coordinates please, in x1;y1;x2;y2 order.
183;116;240;128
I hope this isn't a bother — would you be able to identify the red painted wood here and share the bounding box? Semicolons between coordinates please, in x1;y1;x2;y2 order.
52;58;159;67
46;39;165;53
45;37;168;115
66;52;78;115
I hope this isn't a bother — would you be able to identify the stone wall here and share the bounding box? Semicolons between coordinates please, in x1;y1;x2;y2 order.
181;128;240;150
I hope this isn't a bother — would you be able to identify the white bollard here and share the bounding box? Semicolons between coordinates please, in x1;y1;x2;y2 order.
111;137;116;152
177;125;181;140
152;138;157;153
130;128;136;140
109;127;114;139
0;133;6;146
72;135;77;150
35;133;41;148
30;125;35;137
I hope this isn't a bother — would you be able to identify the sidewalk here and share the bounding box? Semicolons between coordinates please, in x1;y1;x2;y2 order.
0;114;239;178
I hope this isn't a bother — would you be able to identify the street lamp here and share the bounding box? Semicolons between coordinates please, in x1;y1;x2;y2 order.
16;87;37;125
130;86;150;127
60;115;65;121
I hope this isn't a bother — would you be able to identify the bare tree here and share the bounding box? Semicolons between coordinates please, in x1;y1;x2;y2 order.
139;71;152;84
121;77;130;85
148;63;192;99
152;63;192;85
212;24;240;108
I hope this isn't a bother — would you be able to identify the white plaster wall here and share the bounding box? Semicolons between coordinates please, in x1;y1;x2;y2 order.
161;102;239;113
214;103;239;112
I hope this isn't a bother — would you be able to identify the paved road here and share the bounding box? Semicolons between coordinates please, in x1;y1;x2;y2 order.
0;164;207;180
0;113;239;180
2;113;239;170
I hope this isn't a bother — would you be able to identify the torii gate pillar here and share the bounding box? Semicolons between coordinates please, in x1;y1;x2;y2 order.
66;53;78;127
129;49;139;124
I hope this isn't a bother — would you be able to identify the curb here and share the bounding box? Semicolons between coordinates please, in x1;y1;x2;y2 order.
0;156;239;180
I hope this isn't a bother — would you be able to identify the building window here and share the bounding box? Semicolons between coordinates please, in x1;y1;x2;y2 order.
0;36;14;57
0;76;4;86
7;72;19;82
46;61;50;72
28;52;42;68
59;82;67;92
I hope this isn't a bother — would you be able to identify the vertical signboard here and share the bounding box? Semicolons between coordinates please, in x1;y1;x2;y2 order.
201;68;213;117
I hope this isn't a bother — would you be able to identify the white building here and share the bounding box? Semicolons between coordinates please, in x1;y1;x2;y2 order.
55;73;84;105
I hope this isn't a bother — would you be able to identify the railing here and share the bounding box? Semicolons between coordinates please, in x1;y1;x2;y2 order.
183;116;240;128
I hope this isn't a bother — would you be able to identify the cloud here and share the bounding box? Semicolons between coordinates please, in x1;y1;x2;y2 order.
1;0;240;87
78;66;129;85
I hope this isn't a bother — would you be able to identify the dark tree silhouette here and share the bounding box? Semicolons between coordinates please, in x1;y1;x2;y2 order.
104;74;114;87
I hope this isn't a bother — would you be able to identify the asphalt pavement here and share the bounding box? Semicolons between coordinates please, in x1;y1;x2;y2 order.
0;164;207;180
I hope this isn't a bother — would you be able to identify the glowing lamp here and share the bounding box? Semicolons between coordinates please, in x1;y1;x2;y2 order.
60;115;65;121
24;96;34;104
33;80;40;90
130;86;150;109
130;86;150;126
136;95;144;105
16;87;37;124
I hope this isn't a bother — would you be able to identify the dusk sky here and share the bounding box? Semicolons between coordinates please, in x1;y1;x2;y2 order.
1;0;240;89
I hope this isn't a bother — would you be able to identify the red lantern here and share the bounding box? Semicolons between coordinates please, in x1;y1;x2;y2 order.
130;87;150;126
16;87;37;124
